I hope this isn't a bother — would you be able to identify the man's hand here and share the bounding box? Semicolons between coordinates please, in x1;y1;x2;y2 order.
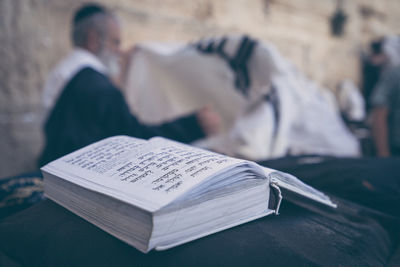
197;106;221;136
113;46;137;89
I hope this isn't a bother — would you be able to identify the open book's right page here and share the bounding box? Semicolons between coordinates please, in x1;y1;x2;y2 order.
262;167;337;208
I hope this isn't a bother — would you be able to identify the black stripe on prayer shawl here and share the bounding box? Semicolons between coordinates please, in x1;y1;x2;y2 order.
230;36;258;96
263;84;280;139
194;35;258;97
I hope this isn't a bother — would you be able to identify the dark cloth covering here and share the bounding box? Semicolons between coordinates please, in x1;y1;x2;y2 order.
39;67;204;166
0;197;398;267
1;157;400;266
2;156;399;265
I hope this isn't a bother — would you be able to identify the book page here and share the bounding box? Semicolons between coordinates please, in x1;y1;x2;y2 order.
263;167;337;208
43;136;246;212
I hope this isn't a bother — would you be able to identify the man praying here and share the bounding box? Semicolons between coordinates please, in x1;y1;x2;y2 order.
39;3;220;166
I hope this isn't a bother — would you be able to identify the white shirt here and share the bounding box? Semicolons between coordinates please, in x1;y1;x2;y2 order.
42;48;108;115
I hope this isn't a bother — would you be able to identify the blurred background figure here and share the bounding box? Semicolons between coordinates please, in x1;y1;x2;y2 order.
361;36;400;112
361;38;387;113
41;4;122;117
39;3;221;165
124;35;361;160
360;35;400;157
370;64;400;157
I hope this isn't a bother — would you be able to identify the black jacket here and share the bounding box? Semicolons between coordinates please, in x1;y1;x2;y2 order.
39;67;204;166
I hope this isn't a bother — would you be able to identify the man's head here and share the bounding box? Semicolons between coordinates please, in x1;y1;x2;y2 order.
72;3;121;75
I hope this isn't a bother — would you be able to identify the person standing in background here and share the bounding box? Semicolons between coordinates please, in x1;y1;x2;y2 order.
39;3;220;165
370;65;400;157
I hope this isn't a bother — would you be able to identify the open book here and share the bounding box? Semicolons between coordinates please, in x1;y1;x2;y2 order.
41;136;335;253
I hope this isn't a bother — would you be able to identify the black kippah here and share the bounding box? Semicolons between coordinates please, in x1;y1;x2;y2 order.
73;3;106;25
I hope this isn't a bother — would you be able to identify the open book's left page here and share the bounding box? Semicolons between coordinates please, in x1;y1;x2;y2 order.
42;136;247;212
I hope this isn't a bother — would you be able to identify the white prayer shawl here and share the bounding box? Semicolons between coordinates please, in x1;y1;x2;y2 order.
42;48;108;116
337;80;366;122
124;36;360;160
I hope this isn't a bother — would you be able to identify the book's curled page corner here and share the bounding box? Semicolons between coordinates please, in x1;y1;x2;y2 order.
268;180;282;215
264;168;337;208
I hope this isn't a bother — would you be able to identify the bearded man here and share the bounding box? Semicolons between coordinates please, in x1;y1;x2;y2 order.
39;4;219;166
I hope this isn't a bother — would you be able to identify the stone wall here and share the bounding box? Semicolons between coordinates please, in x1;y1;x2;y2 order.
0;0;399;178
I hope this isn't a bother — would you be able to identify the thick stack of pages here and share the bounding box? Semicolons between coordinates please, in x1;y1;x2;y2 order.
42;136;335;253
